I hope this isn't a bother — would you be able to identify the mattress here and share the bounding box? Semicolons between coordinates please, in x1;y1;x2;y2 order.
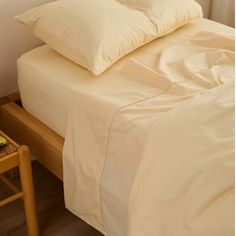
18;18;233;138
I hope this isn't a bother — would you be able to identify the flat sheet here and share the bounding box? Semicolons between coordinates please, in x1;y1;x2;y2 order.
18;18;233;138
126;81;234;236
63;26;234;236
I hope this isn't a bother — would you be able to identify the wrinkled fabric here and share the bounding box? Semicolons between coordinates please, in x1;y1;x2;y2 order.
63;30;234;236
127;82;234;236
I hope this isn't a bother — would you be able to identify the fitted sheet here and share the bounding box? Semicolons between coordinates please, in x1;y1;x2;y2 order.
18;18;233;138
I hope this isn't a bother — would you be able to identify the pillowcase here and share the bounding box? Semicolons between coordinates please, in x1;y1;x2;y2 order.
16;0;202;75
15;0;157;75
118;0;203;36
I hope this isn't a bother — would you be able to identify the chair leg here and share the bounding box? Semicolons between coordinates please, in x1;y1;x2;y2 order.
18;146;39;236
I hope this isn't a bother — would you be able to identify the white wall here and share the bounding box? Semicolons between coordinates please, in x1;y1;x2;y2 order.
0;0;55;97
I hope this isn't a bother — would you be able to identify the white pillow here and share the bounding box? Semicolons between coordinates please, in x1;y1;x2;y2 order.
118;0;203;36
16;0;202;75
15;0;157;75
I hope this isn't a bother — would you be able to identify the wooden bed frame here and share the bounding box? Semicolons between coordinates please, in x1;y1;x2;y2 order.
0;95;64;180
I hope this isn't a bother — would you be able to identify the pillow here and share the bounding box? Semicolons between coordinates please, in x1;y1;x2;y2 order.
15;0;157;75
118;0;203;36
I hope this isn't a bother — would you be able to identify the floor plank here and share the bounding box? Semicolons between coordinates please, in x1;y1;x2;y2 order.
0;161;103;236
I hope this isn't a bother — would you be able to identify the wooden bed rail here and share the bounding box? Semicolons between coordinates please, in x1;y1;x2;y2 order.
1;102;64;180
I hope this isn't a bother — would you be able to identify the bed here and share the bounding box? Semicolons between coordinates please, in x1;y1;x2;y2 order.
1;11;235;236
16;18;233;138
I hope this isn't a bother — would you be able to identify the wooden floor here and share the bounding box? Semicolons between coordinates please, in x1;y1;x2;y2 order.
0;161;103;236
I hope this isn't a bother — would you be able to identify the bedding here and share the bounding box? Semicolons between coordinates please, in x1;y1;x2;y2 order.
126;81;234;236
18;18;232;138
15;0;202;75
118;0;203;35
18;18;234;236
63;31;234;236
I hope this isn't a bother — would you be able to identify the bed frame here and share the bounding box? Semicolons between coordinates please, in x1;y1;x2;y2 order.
0;94;64;180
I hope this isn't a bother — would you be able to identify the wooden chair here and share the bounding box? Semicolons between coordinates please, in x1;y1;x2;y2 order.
0;130;39;236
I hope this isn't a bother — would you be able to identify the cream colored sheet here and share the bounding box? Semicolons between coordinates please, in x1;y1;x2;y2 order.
18;18;232;138
63;22;234;236
18;18;234;236
127;81;234;236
